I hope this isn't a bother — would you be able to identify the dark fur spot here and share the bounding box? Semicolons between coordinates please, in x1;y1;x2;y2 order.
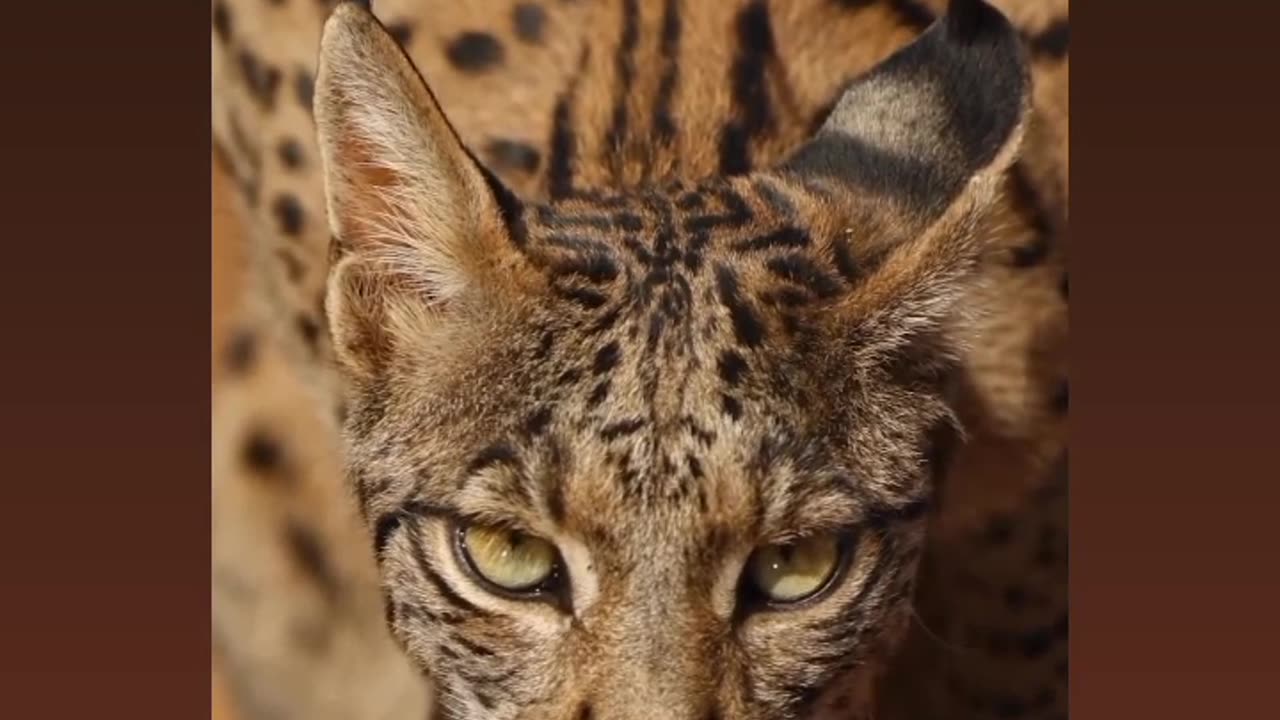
1010;235;1051;268
294;69;314;113
485;138;541;174
1051;380;1068;414
536;330;555;359
524;406;553;437
242;429;284;474
276;248;306;284
289;618;332;656
285;521;339;602
276;138;305;170
513;3;547;44
715;264;765;347
237;49;281;109
718;350;748;386
616;212;644;232
588;380;611;407
212;2;232;44
385;20;414;48
677;192;704;211
295;313;321;352
576;703;593;720
446;32;505;72
721;393;743;419
1031;20;1069;59
687;454;704;479
225;331;256;374
273;193;305;237
593;342;621;374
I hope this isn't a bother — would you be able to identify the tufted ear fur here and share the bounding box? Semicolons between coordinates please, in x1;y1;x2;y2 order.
313;2;526;380
779;0;1031;364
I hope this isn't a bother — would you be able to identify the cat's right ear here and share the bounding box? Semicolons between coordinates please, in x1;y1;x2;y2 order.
313;2;529;380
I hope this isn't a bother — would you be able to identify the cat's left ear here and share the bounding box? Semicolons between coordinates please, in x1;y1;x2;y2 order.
774;0;1032;362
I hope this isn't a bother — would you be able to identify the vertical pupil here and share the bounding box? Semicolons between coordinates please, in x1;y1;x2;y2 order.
778;544;794;565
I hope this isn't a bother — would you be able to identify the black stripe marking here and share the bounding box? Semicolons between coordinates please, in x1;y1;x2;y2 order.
719;0;776;175
467;443;520;474
731;226;810;253
651;0;682;144
715;264;765;347
604;0;641;163
831;233;859;284
752;176;796;218
600;417;645;440
865;496;931;529
547;50;587;199
766;253;844;298
406;519;491;616
554;285;609;309
552;253;620;283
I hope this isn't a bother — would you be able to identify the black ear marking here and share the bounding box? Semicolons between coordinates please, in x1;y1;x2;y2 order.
783;0;1029;217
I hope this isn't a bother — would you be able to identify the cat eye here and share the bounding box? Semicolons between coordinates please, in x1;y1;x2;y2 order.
456;523;562;596
745;534;844;605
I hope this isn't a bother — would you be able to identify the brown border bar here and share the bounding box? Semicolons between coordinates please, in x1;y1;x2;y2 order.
0;0;1275;718
1073;0;1280;717
0;1;209;717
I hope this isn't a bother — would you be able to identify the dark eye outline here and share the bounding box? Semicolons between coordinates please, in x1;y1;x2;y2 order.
452;521;574;612
736;531;859;614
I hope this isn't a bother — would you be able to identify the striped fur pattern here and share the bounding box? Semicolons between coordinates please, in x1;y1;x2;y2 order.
212;0;1068;719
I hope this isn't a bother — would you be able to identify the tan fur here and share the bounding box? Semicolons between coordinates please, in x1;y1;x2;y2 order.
212;1;1068;718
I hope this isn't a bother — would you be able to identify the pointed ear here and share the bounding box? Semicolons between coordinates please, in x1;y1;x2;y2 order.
313;2;526;379
784;0;1030;224
778;0;1031;364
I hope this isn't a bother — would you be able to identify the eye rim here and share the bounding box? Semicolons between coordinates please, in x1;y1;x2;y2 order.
738;531;857;612
452;521;571;608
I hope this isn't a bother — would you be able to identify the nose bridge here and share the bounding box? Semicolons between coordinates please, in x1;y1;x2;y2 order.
588;554;720;719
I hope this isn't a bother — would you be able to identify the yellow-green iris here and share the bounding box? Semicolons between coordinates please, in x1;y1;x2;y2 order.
460;524;558;592
747;535;842;604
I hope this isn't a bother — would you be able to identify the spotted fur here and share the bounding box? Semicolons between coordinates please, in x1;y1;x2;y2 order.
212;1;1068;718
